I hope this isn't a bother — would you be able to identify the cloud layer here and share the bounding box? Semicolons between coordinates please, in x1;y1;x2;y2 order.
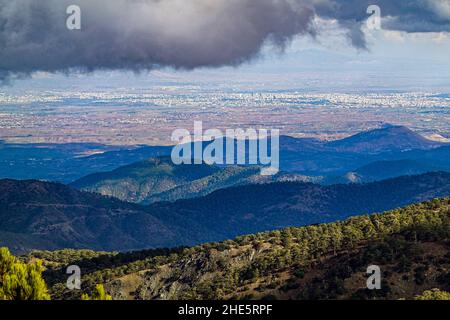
313;0;450;48
1;0;449;80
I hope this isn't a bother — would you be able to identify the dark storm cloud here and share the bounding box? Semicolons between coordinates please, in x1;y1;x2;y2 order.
0;0;450;80
314;0;450;48
0;0;315;80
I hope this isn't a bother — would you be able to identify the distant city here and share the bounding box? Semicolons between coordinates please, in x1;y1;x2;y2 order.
1;89;449;146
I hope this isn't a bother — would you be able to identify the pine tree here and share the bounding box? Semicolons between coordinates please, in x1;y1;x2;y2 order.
280;229;293;248
0;247;50;300
414;288;450;300
81;284;112;300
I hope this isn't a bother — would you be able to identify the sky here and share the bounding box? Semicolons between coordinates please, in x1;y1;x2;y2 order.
1;0;450;91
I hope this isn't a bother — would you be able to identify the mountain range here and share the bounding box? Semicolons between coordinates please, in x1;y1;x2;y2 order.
2;171;450;253
1;125;449;184
278;125;449;177
2;123;450;301
146;171;450;239
63;125;450;203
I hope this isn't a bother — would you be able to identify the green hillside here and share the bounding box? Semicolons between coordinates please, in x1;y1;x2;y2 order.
71;156;313;204
70;156;220;203
28;198;450;300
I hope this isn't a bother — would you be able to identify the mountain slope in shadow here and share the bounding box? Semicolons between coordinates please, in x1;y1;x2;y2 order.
0;179;216;253
326;125;443;153
1;125;447;183
147;171;450;240
3;172;447;253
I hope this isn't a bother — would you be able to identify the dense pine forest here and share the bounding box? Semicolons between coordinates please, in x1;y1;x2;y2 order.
5;197;447;300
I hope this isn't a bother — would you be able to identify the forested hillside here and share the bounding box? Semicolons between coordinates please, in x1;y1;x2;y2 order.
29;198;450;300
70;156;312;204
2;172;450;253
147;171;450;239
0;179;216;253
